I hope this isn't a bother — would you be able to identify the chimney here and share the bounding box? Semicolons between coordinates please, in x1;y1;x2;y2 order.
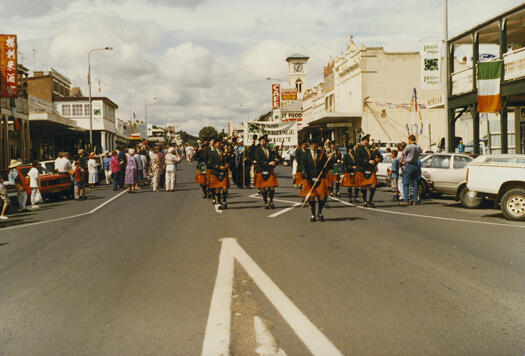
33;71;44;77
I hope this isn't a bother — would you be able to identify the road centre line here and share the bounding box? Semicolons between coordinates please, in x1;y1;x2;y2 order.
268;203;301;218
1;189;129;232
329;196;525;230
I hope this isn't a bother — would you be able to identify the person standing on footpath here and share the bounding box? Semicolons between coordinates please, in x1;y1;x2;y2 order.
87;153;99;189
27;161;41;209
102;151;112;185
150;147;161;192
117;147;127;188
400;135;421;206
8;159;27;211
0;175;9;220
164;147;180;192
125;148;139;193
110;151;121;191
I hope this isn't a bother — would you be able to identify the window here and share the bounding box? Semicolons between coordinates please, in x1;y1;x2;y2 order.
53;81;59;93
84;104;91;116
453;155;472;169
72;104;83;116
62;104;71;116
422;155;450;169
295;79;303;93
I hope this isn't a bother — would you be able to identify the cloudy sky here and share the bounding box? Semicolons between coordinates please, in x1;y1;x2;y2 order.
1;0;523;134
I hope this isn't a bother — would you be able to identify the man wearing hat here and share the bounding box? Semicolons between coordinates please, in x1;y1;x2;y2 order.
7;159;27;211
341;145;359;203
293;140;308;188
300;137;329;221
194;141;209;198
207;139;231;209
253;134;280;209
355;135;381;208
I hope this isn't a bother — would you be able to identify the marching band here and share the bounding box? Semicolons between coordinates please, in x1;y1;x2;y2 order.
194;133;384;221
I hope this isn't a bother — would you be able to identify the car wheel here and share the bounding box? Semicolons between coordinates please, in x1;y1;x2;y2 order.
419;180;429;198
459;185;483;209
501;188;525;221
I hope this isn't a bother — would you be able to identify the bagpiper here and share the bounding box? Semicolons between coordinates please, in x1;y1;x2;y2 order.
194;141;209;198
204;138;215;199
341;145;360;203
327;142;344;197
253;135;280;209
355;135;382;208
292;140;308;187
300;137;330;222
207;139;232;210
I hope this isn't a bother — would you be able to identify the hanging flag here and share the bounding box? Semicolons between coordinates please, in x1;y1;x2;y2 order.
477;61;502;113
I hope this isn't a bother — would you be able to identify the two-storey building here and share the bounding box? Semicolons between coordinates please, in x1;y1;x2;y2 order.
0;64;30;170
447;3;525;154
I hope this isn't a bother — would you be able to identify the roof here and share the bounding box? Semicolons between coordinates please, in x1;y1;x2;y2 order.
53;96;119;109
286;53;309;61
448;2;525;43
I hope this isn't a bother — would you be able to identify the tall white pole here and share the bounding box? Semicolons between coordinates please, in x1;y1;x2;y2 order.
88;52;93;148
444;0;449;152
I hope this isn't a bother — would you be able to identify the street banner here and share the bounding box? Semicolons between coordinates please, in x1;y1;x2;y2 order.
281;88;297;101
271;84;280;109
0;34;18;98
420;40;441;90
244;120;298;147
477;61;502;113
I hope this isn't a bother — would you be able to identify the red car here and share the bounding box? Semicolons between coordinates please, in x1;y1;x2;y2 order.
14;165;73;199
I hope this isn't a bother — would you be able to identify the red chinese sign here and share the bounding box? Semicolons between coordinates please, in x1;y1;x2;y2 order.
0;34;18;98
271;84;280;109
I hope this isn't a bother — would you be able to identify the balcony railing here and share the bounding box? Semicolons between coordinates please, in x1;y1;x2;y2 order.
451;66;473;96
504;47;525;81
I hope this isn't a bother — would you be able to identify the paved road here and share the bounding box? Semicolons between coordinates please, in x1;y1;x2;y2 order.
1;162;524;355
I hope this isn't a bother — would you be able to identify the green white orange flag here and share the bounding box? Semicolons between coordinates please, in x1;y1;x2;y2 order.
477;61;503;113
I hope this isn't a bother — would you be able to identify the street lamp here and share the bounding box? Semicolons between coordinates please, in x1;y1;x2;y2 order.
145;96;159;140
88;46;113;149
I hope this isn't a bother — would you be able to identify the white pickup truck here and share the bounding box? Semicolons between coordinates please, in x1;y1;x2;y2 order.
467;155;525;221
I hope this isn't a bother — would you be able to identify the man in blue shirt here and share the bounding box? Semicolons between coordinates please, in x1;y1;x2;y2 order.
102;152;112;185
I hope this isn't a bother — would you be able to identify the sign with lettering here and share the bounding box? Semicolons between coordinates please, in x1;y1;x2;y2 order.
281;88;297;101
272;84;280;109
420;40;441;90
0;34;18;98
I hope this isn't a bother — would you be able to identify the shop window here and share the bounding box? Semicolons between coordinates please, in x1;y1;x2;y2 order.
62;104;71;116
72;104;83;116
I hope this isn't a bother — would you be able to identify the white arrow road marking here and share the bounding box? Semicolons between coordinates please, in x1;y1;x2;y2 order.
329;196;525;229
202;238;235;356
254;316;287;356
201;238;343;356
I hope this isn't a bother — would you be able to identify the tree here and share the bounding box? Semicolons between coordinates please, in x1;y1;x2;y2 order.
199;126;219;141
177;130;198;145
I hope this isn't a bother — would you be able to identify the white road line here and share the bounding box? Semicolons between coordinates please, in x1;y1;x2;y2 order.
254;316;287;356
268;203;301;218
230;239;343;356
1;189;129;231
329;196;525;230
214;204;223;214
201;238;236;356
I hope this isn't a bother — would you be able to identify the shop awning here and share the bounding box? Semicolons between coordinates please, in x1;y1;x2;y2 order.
29;111;87;132
301;112;362;130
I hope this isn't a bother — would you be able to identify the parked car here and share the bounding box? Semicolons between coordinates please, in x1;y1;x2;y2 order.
467;154;525;221
14;164;73;200
420;153;481;208
377;154;392;185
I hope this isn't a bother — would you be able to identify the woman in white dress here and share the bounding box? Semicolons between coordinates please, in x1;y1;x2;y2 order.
87;153;99;188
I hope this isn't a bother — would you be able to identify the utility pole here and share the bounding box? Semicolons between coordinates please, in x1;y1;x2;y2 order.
88;47;113;148
444;0;450;152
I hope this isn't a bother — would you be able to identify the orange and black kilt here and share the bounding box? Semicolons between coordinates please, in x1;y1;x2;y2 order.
300;177;329;198
292;172;305;185
341;173;359;187
330;172;341;184
355;171;378;187
195;169;206;185
209;173;229;189
205;169;212;186
255;172;279;188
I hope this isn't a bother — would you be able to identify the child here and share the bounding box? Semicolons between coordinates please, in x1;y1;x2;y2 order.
74;160;85;200
0;176;9;220
388;150;400;201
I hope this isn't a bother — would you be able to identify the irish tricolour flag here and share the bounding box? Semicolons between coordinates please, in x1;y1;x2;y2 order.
477;61;503;113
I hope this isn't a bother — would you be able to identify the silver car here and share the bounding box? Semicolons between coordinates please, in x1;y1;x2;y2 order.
421;153;483;208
